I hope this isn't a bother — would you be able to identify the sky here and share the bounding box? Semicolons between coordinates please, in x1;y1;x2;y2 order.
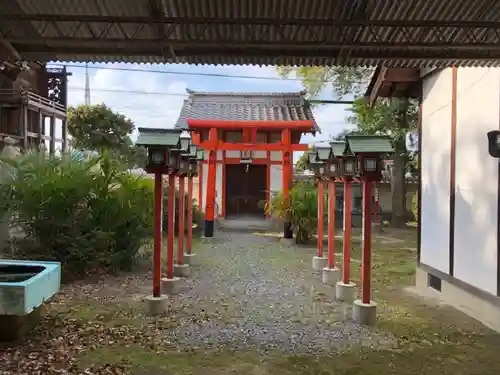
59;62;356;163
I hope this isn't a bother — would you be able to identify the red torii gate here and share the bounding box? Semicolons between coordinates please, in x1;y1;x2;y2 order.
187;119;312;238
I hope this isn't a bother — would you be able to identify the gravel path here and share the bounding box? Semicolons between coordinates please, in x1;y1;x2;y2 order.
166;231;392;355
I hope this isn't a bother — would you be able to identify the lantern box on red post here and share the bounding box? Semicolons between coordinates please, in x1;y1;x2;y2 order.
330;141;346;180
315;146;334;179
176;136;193;177
344;135;394;181
188;148;204;177
136;128;182;174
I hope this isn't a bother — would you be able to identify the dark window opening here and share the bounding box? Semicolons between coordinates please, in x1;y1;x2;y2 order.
428;273;442;292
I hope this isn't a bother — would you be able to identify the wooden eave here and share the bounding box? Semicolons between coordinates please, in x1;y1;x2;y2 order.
365;67;421;106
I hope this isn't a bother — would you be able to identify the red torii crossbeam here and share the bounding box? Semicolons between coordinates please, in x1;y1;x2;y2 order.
187;118;314;239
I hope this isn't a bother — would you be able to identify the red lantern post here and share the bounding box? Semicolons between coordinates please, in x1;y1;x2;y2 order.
186;176;193;254
167;173;176;280
317;180;325;258
153;173;163;297
345;135;393;326
342;179;353;284
322;178;341;285
327;181;335;268
360;179;373;305
136;127;182;313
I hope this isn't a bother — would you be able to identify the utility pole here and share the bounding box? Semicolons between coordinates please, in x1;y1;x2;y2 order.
84;63;91;105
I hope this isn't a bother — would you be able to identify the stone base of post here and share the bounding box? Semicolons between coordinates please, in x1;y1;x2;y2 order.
312;256;328;272
336;281;356;303
183;253;197;266
144;295;169;316
352;299;377;326
174;264;190;277
161;277;181;295
201;236;216;244
322;267;340;286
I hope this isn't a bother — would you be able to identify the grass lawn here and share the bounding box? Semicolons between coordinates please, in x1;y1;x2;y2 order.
4;229;500;375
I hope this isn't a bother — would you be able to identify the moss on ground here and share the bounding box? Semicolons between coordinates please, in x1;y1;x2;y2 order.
68;229;500;374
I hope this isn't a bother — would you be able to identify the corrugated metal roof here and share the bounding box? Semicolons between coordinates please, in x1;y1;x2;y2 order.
346;135;394;154
174;90;319;132
316;147;332;161
4;0;500;67
330;142;346;157
136;127;182;147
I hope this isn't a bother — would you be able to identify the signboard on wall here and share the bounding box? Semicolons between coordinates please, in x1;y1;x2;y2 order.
406;131;419;152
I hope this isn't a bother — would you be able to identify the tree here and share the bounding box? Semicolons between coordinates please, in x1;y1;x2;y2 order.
347;97;418;226
279;66;417;227
67;104;146;168
295;145;315;172
277;66;374;98
68;104;134;151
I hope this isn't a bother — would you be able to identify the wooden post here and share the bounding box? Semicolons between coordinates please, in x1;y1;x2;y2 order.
317;179;324;257
49;116;55;154
38;110;43;147
328;180;336;268
342;179;353;284
281;128;293;239
22;106;28;150
204;127;218;237
186;175;193;254
167;173;176;279
153;173;163;297
177;175;185;264
62;119;68;153
361;180;373;304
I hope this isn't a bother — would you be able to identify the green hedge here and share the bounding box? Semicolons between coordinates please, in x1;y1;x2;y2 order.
1;151;154;279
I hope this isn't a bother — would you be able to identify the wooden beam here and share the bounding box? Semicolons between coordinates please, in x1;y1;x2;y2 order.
187;119;313;131
198;141;308;152
369;67;387;106
385;68;420;82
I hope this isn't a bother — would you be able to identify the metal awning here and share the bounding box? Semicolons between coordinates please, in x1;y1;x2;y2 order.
2;0;500;67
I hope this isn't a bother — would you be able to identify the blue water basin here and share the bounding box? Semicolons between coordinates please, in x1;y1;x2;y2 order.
0;260;61;316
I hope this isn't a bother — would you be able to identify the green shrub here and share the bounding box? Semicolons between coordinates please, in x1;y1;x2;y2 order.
1;150;154;279
265;181;320;244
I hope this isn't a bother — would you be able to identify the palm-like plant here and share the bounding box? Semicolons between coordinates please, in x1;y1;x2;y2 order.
265;181;321;244
0;149;154;277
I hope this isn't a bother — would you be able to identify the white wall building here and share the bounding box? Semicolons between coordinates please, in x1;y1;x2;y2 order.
417;67;500;331
369;66;500;332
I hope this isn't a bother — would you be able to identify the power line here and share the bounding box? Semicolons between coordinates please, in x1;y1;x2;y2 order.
68;87;187;97
67;86;354;104
53;63;367;85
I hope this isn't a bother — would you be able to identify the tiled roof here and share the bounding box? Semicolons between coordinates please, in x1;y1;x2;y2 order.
175;90;319;132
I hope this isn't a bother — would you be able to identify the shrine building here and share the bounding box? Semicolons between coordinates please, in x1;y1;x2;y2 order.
174;90;318;224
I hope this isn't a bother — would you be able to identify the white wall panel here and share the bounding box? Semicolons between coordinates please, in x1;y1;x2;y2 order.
454;68;499;294
216;164;223;216
253;150;266;158
270;165;282;199
201;164;207;213
270;151;282;161
420;69;453;273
